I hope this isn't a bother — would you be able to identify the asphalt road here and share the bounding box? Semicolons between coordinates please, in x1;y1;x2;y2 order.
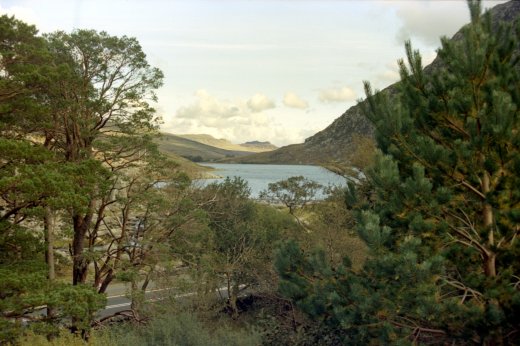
99;283;240;319
100;287;177;318
28;282;239;320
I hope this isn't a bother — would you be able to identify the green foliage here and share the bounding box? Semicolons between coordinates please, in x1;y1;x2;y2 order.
101;312;261;346
260;176;323;214
45;29;164;137
275;3;520;344
51;285;106;331
0;13;166;342
0;257;105;342
21;312;261;346
189;177;298;317
0;15;51;129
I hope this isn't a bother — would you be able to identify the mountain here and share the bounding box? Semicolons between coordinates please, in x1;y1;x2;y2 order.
240;141;278;151
160;150;215;179
178;134;277;153
156;133;276;163
231;1;520;166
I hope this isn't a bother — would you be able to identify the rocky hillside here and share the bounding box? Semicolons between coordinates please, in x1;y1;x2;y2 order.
232;1;519;166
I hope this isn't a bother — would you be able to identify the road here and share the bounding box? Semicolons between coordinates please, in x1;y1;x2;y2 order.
27;282;240;320
100;286;177;318
99;283;242;319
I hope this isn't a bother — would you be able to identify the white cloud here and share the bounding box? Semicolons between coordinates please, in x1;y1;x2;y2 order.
283;92;308;109
176;89;240;122
247;93;275;113
167;89;303;145
374;61;400;86
164;89;318;146
391;1;508;47
391;1;469;46
0;5;40;28
318;86;357;103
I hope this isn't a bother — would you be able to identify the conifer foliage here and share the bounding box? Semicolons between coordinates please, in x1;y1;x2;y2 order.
0;14;165;340
276;2;519;344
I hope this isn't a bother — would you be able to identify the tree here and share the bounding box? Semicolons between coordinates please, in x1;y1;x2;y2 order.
302;186;368;269
92;151;203;322
276;2;520;344
260;176;323;229
194;177;288;319
0;15;51;133
0;17;109;340
43;29;164;286
0;17;166;340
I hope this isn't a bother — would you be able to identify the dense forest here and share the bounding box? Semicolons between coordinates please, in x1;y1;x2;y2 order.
0;1;519;345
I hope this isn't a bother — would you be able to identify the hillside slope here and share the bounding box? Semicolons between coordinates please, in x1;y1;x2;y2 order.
178;134;277;153
159;151;214;179
240;141;278;152
156;133;266;162
232;1;520;166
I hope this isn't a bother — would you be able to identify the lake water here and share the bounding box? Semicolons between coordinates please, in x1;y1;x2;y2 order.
195;163;346;199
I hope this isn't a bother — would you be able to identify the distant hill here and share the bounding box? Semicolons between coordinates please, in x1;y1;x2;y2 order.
160;150;215;179
240;141;278;151
156;133;276;163
178;134;277;153
231;1;520;166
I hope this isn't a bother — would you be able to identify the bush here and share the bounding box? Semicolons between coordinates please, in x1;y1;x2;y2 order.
102;312;261;346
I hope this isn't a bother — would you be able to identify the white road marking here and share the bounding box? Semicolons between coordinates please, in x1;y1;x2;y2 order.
106;287;172;299
105;302;131;309
104;284;246;309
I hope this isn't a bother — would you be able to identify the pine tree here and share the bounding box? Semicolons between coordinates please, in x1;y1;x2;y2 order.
0;16;163;339
276;2;520;344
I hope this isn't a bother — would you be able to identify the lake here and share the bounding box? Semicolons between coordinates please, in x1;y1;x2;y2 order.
195;163;346;199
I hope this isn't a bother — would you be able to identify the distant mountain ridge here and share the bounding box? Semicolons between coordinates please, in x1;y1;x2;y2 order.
230;1;520;166
178;134;277;153
156;133;277;162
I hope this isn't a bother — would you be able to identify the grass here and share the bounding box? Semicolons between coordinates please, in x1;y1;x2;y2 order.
21;311;261;346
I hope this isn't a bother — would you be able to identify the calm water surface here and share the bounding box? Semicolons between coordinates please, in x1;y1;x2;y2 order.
196;163;346;199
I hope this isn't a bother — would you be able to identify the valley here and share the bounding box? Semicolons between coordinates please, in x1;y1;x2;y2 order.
156;132;278;163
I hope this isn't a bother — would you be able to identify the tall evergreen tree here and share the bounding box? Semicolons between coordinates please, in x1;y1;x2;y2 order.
43;29;164;286
0;16;106;340
0;16;167;339
276;2;519;344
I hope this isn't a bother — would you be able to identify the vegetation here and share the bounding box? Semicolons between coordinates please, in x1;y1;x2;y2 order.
1;1;518;345
260;176;323;215
21;312;261;346
275;2;520;344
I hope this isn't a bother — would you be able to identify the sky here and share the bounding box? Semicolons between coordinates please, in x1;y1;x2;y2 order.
0;0;508;146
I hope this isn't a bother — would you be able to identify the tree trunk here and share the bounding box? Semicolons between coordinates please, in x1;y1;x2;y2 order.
44;207;56;320
98;269;113;294
130;279;142;321
481;171;496;278
227;276;239;319
72;211;93;285
482;171;493;241
483;252;497;277
481;170;502;346
141;271;152;292
229;293;239;319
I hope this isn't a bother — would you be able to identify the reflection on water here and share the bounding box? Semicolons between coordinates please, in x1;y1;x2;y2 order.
194;163;346;199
